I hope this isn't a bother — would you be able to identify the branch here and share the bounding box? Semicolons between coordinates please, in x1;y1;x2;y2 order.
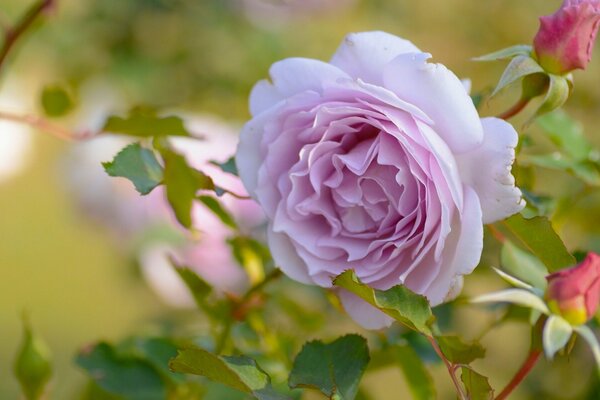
0;0;55;71
0;110;90;141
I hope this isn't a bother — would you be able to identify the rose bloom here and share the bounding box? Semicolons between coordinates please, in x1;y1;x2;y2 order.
66;114;263;307
236;31;525;329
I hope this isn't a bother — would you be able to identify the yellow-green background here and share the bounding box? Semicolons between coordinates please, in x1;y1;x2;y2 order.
1;0;598;398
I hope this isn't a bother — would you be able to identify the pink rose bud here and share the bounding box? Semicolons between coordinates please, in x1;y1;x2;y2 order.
533;0;600;74
545;252;600;325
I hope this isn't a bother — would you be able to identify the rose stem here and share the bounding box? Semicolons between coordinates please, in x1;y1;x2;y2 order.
0;110;86;141
495;350;542;400
0;0;55;72
497;97;531;120
426;335;468;400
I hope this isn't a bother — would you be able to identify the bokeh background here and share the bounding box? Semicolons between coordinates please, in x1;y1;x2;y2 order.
1;0;599;398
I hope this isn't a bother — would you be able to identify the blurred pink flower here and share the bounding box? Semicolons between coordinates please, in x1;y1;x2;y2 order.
546;252;600;325
236;31;524;329
534;0;600;74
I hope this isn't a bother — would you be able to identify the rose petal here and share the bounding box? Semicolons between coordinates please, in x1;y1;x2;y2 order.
456;117;525;224
330;31;421;85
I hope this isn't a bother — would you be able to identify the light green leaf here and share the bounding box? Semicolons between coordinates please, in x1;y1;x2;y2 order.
198;195;238;229
500;241;548;290
103;108;191;137
500;214;575;272
473;45;532;62
76;342;166;400
522;154;600;186
472;288;550;314
288;335;370;400
161;148;215;228
537;110;592;161
435;336;486;364
543;316;573;359
491;55;544;96
13;316;52;400
492;267;535;291
394;345;435;400
40;85;74;117
573;325;600;371
534;74;570;118
460;367;494;400
103;143;164;195
169;347;288;400
333;270;434;334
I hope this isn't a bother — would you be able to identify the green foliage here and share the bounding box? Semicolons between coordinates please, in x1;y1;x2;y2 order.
40;85;74;117
473;45;532;62
490;55;544;97
394;344;435;400
76;342;167;400
460;368;494;400
169;346;288;400
103;143;164;195
103;108;191;138
435;336;486;364
499;214;575;272
333;270;434;334
288;335;370;400
537;111;591;161
211;156;239;176
13;317;52;400
198;195;238;229
500;241;548;289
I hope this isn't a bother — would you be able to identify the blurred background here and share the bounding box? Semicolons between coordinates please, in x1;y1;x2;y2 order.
1;0;599;399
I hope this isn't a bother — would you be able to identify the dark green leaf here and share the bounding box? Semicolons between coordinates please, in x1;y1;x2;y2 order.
40;85;74;117
119;337;182;383
537;111;592;161
288;334;370;400
171;261;214;311
394;345;435;400
103;108;191;138
13;316;52;400
76;342;166;400
211;156;239;176
103;143;163;195
198;195;238;229
499;214;575;272
500;241;548;289
169;347;288;400
461;368;494;400
333;270;434;334
435;336;485;364
162;148;215;228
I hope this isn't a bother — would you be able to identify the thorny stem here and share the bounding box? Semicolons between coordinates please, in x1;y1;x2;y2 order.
495;350;542;400
0;0;55;71
426;335;468;400
0;110;89;141
497;97;531;120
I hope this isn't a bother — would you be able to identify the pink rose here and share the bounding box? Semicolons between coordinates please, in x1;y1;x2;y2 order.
546;252;600;325
236;31;524;329
534;0;600;74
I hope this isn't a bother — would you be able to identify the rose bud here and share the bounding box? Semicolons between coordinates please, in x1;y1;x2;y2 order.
533;0;600;74
545;252;600;325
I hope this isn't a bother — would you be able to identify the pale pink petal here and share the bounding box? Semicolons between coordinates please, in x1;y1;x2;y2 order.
330;31;420;85
267;228;313;284
456;118;525;224
382;53;484;153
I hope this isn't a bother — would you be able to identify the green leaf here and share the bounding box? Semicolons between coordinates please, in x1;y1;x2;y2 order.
103;143;164;195
76;342;167;400
333;270;434;334
499;214;575;272
171;261;217;315
523;154;600;186
13;316;52;400
198;195;238;229
473;45;532;62
460;368;494;400
40;85;74;117
169;347;288;400
228;236;272;285
288;335;370;400
394;345;435;400
491;55;544;96
103;108;191;138
211;156;239;176
534;74;570;118
537;110;592;161
161;148;215;228
500;241;548;290
435;336;485;364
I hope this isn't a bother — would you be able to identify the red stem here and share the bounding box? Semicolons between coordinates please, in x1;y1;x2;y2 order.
426;336;467;400
495;350;542;400
497;97;530;120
